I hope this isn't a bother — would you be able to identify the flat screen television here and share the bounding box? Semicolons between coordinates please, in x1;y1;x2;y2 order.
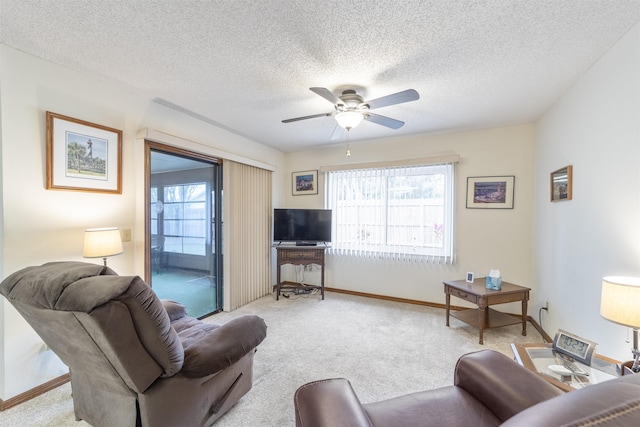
273;208;332;245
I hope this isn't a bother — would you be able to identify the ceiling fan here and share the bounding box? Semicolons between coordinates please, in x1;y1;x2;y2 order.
282;87;420;137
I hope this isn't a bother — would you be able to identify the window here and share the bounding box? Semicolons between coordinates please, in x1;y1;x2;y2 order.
154;183;207;256
325;162;454;263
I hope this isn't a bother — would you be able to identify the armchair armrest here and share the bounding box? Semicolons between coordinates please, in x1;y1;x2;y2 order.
294;378;373;427
161;300;187;321
454;349;563;422
180;315;267;377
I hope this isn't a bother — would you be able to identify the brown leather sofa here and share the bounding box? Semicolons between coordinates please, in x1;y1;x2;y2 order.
295;349;640;426
0;261;267;427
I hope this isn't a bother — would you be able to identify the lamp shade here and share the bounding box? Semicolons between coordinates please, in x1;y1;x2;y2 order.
600;276;640;328
335;111;364;130
83;228;124;259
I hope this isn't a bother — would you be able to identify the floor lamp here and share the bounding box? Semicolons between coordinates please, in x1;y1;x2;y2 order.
83;227;124;267
600;276;640;373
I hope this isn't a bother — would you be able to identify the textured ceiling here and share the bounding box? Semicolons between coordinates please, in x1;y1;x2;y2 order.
2;1;640;152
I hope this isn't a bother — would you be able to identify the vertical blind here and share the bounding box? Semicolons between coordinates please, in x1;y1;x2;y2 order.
225;160;272;310
325;159;455;264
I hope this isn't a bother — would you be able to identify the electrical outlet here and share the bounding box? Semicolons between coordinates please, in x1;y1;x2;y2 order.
544;301;549;311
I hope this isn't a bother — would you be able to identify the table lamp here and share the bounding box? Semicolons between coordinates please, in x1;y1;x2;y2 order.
600;276;640;372
83;227;124;266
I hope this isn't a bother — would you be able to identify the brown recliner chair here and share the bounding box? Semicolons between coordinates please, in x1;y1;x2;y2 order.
295;349;640;426
0;261;267;427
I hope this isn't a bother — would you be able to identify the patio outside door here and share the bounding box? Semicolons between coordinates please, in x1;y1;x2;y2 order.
146;143;223;318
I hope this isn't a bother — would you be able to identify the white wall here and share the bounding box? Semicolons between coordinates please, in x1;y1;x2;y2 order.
535;23;640;362
0;45;285;400
282;124;535;306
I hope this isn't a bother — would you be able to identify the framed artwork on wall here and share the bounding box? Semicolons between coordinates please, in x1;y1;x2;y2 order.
292;170;318;196
466;176;515;209
550;165;572;202
46;111;122;194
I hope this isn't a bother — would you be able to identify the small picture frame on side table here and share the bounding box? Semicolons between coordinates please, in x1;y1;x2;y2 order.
466;272;475;283
292;170;318;196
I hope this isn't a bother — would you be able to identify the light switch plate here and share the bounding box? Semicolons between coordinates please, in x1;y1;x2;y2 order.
120;228;132;242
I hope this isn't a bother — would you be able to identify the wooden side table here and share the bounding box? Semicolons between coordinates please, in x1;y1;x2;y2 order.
443;278;530;344
274;246;325;300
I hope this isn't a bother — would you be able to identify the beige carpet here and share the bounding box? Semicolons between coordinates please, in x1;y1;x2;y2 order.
0;291;544;426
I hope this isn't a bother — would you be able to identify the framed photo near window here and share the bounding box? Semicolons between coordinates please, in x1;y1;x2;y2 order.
550;165;572;202
292;170;318;196
466;176;515;209
46;112;122;194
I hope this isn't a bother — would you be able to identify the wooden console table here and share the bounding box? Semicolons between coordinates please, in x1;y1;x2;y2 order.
443;278;530;344
274;246;325;300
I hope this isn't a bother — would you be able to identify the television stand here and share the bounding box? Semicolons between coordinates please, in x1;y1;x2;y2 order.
274;246;325;300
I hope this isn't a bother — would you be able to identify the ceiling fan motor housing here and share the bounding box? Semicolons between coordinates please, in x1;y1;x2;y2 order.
339;90;365;109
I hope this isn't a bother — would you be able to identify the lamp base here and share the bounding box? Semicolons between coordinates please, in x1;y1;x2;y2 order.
631;329;640;373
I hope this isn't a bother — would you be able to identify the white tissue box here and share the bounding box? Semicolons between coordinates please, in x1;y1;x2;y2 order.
485;276;502;290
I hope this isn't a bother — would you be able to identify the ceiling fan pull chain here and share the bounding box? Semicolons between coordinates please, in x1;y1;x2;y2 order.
346;131;351;157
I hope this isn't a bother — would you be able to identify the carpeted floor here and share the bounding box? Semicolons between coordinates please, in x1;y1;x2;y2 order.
0;291;544;426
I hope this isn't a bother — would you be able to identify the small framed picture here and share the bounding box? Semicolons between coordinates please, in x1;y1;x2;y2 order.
550;165;572;202
292;170;318;196
466;176;515;209
46;111;122;194
466;272;475;283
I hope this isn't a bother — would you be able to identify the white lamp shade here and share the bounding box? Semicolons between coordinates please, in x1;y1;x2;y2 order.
601;276;640;328
335;111;364;130
83;228;124;259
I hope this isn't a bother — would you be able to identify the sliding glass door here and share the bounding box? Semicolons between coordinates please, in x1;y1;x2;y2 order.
146;142;223;318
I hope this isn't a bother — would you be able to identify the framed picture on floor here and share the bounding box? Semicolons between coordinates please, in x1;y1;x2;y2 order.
292;170;318;195
46;111;122;194
466;176;515;209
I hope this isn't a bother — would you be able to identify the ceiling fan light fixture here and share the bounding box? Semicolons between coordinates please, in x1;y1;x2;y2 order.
335;111;364;130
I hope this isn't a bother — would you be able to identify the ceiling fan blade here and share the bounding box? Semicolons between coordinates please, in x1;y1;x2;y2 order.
364;89;419;110
365;113;405;129
330;123;345;141
310;87;343;105
282;112;333;123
